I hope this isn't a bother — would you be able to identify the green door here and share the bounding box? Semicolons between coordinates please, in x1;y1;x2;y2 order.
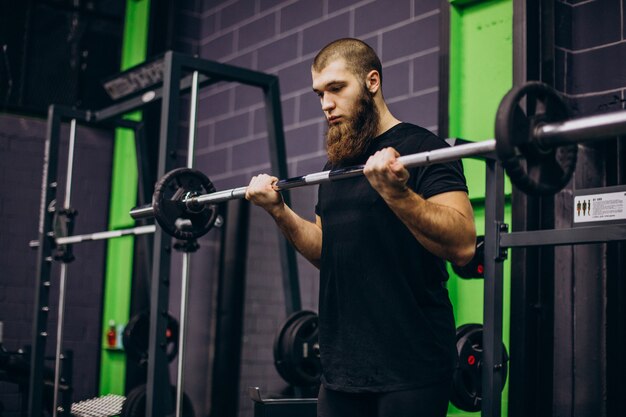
446;0;512;415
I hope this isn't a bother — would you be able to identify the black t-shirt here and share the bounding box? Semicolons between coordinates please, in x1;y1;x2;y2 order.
315;122;468;392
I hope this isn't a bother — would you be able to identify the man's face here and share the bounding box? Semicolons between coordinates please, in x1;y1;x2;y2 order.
312;59;379;165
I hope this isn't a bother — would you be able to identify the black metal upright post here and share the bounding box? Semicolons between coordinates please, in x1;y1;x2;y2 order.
509;2;557;415
26;51;301;417
29;105;87;417
28;105;62;417
211;200;251;417
482;159;506;417
173;53;301;315
263;78;301;315
146;51;180;417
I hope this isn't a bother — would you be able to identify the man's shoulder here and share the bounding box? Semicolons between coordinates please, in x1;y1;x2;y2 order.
382;123;448;153
392;122;432;135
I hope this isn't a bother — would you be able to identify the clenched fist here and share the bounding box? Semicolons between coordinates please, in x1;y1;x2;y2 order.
245;174;284;214
363;147;410;201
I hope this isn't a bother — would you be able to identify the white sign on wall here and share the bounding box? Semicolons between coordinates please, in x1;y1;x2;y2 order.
573;190;626;224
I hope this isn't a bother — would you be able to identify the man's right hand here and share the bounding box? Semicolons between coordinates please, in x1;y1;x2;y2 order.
244;173;322;268
244;174;284;215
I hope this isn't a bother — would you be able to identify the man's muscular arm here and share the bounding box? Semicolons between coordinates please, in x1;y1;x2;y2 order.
364;148;476;266
245;174;323;269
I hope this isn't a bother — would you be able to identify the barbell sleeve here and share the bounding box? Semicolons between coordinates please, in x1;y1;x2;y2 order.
129;139;496;220
130;204;158;220
536;109;626;145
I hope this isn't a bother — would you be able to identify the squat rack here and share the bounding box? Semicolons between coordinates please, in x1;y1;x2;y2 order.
29;51;301;417
479;110;626;417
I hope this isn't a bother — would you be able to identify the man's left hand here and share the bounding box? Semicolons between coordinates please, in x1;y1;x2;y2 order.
363;147;410;201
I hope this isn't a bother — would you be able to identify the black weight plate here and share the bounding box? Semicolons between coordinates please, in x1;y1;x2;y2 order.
273;310;310;383
495;82;577;195
452;236;485;279
120;384;195;417
450;324;509;413
452;325;484;412
153;168;218;240
273;310;321;387
120;384;144;417
122;311;179;364
287;311;321;386
276;311;318;386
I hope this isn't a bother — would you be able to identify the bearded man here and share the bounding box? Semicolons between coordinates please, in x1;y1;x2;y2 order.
246;38;476;417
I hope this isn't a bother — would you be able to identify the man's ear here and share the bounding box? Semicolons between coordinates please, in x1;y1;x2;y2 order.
365;70;381;94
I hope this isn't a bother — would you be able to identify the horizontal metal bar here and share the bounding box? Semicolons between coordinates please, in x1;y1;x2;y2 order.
93;73;213;122
400;138;495;166
175;52;277;88
49;105;91;122
129;139;496;219
536;109;626;145
29;225;156;248
500;224;626;248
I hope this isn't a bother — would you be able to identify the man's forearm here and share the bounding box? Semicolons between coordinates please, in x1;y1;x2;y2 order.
384;190;476;265
268;204;322;269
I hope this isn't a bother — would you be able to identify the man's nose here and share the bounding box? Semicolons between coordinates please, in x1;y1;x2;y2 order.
321;94;335;112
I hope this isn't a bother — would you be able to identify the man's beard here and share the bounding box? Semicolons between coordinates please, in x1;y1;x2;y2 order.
325;87;380;166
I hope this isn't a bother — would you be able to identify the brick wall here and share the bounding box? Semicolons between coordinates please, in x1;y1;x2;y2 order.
173;1;442;416
0;114;113;415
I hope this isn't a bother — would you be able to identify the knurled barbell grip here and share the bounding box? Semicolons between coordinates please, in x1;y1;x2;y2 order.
129;139;497;220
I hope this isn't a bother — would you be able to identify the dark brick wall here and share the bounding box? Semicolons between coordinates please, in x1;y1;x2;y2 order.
553;0;626;414
0;114;113;415
172;1;442;416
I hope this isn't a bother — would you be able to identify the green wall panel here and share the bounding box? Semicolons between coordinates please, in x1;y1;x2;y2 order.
99;0;150;395
449;0;513;200
446;0;512;415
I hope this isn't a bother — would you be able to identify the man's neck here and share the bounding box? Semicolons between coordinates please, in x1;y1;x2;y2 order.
376;106;401;136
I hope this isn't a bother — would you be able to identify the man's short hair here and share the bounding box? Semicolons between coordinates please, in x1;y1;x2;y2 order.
312;38;383;84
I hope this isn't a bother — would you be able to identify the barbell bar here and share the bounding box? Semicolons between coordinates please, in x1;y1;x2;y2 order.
129;82;626;240
29;225;158;248
128;140;496;240
131;138;496;220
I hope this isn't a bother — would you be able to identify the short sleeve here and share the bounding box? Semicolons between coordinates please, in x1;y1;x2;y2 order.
407;135;468;199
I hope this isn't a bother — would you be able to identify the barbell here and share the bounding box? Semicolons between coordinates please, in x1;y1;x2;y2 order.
130;82;626;240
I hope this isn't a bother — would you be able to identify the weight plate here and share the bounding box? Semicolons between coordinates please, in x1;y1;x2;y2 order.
122;311;179;365
120;384;195;417
450;324;509;413
495;82;577;195
452;236;485;279
287;311;321;385
152;168;218;240
273;310;309;384
273;310;321;387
